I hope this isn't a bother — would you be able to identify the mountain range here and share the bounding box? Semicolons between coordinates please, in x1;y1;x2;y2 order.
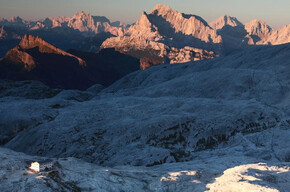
102;5;290;66
0;11;126;36
0;12;126;57
1;4;290;67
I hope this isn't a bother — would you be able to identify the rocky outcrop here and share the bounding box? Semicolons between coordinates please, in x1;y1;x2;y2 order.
5;46;36;71
168;47;217;64
19;34;86;66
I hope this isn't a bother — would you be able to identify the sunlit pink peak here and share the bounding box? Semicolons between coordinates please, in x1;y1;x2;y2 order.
245;20;272;30
152;4;172;13
137;11;151;25
245;20;273;34
73;11;92;19
210;14;243;30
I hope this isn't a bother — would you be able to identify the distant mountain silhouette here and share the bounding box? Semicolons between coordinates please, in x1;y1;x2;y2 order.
0;35;140;90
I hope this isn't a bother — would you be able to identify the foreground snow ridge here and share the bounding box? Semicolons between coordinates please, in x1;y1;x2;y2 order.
0;147;289;192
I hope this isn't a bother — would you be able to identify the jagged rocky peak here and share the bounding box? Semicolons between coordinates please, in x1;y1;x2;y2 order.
67;11;125;36
74;11;90;18
149;4;221;44
151;4;174;15
9;16;23;23
136;11;153;28
151;4;209;27
126;10;161;40
245;20;273;37
19;34;50;49
267;24;290;45
73;11;94;23
71;11;110;24
210;14;244;30
69;11;95;28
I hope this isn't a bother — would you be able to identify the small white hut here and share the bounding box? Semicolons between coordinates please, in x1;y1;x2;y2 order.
30;159;53;172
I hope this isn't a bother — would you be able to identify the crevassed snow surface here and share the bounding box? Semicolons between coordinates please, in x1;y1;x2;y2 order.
0;43;290;191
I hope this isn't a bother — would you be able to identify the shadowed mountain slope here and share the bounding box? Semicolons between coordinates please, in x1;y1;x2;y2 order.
0;35;140;89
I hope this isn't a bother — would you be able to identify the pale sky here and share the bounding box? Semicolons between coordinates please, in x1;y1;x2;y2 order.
0;0;289;29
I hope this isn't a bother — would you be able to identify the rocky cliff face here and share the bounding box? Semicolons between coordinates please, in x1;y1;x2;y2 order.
101;4;221;69
150;4;221;44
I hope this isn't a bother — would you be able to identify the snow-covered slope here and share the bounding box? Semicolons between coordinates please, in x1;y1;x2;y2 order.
0;38;290;192
0;43;289;166
1;145;289;192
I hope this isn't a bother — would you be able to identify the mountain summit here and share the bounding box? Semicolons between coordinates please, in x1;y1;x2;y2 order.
245;20;273;42
210;15;243;30
150;4;221;43
101;4;219;68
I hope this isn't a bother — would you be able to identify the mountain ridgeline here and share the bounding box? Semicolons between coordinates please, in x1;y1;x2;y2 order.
101;4;290;67
0;4;290;87
0;35;140;90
